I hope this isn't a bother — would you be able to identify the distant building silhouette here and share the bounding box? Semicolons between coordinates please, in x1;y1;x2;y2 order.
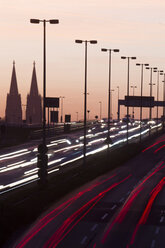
5;61;22;124
26;62;42;125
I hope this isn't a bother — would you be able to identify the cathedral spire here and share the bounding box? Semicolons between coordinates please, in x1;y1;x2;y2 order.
9;60;18;95
30;61;39;96
26;62;42;125
5;61;22;124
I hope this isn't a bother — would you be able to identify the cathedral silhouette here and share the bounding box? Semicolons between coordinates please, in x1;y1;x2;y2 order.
5;61;42;125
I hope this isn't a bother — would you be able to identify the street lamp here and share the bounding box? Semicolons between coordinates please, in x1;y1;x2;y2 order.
146;66;157;121
136;63;149;142
99;101;102;120
87;110;90;120
101;48;119;145
30;18;59;186
75;39;97;163
110;89;115;120
130;85;137;119
153;70;163;131
76;112;78;122
121;56;136;144
162;77;165;127
60;96;65;123
117;86;120;120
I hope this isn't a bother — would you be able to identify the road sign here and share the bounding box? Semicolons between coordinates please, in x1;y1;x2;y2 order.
124;96;154;107
45;97;59;108
65;114;71;123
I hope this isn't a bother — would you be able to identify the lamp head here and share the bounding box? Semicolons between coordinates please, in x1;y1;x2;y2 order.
90;40;97;44
101;48;107;52
30;19;40;24
75;39;83;43
49;19;59;24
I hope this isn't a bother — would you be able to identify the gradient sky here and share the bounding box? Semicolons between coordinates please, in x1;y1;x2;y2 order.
0;0;165;121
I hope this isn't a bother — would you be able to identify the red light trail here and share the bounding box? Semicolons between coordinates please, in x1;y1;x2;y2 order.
101;161;165;245
16;174;116;248
44;175;131;248
127;177;165;247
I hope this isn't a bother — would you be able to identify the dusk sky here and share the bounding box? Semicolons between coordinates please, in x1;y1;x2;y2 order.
1;0;165;121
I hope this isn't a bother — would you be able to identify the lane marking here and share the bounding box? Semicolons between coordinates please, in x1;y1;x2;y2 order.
151;239;156;248
155;227;160;235
127;190;131;195
119;197;125;203
81;236;88;245
160;216;164;223
101;213;108;220
110;204;117;210
91;224;98;232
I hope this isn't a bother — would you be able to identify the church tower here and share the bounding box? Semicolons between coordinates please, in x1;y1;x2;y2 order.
5;61;22;124
26;62;42;125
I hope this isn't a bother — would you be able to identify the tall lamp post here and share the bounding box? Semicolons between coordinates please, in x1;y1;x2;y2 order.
101;48;119;145
148;82;155;120
76;112;78;122
146;66;157;121
110;89;115;120
121;56;136;144
60;96;65;123
136;63;149;142
117;86;120;120
162;77;165;128
154;70;163;131
99;101;102;120
130;85;137;119
75;39;97;163
87;110;90;120
30;18;59;186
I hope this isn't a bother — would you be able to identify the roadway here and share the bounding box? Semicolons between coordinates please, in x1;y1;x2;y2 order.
12;132;165;248
0;120;160;194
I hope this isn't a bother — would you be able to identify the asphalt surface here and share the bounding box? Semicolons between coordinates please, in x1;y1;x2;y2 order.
12;132;165;248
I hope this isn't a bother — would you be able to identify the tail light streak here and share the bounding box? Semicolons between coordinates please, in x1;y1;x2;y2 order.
142;139;165;153
154;144;165;154
128;177;165;247
43;175;131;248
16;174;118;248
101;161;165;244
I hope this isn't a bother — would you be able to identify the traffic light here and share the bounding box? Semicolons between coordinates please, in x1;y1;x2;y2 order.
37;144;48;186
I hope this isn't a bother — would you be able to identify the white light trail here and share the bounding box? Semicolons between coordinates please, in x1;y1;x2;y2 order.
60;155;83;166
48;168;60;174
7;160;26;168
0;149;28;159
0;151;31;161
54;144;83;154
8;174;38;188
0;159;37;173
48;158;65;166
24;168;38;175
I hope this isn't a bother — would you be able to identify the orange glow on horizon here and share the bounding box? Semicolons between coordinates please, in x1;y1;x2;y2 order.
0;0;165;121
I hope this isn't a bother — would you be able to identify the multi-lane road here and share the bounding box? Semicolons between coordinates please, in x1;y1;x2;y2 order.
0;121;160;194
12;131;165;248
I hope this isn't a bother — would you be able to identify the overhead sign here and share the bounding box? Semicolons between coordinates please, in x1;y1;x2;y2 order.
45;97;59;108
124;96;155;107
